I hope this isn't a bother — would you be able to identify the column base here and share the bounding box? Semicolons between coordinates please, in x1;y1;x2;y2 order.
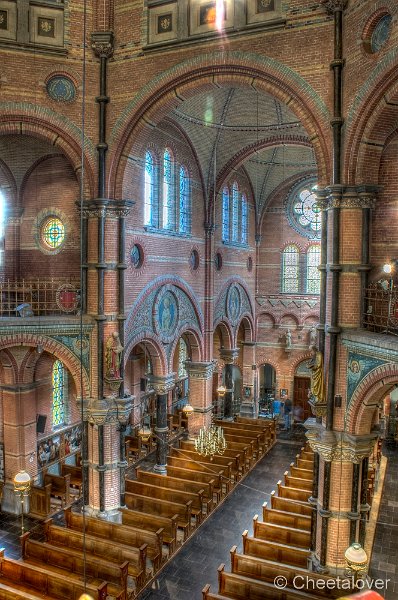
154;464;167;475
82;505;122;523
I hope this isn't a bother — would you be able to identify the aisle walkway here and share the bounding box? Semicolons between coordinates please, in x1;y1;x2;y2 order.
138;439;304;600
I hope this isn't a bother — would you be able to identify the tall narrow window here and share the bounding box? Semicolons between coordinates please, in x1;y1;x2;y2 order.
222;187;230;242
231;182;239;242
163;148;174;229
178;337;188;378
0;190;5;266
52;360;65;428
306;244;321;294
241;194;248;244
179;165;190;234
282;245;300;293
144;151;155;226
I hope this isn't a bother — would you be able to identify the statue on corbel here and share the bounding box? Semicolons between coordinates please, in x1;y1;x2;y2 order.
104;331;124;392
307;345;327;417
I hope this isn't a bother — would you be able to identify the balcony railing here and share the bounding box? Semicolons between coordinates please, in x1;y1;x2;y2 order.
0;279;80;317
363;282;398;336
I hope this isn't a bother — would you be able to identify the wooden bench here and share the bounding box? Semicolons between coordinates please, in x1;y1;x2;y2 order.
216;421;268;454
44;517;147;590
125;491;192;539
28;484;51;519
169;451;234;487
296;458;313;470
136;467;214;514
64;507;161;570
253;515;311;549
179;439;246;475
230;547;344;598
126;478;204;526
290;465;313;480
214;564;311;599
284;472;313;491
277;481;310;503
262;502;311;531
21;534;127;600
60;464;82;495
270;493;313;516
43;473;71;507
0;549;112;600
166;464;224;502
299;450;314;462
242;531;309;568
171;447;237;483
120;506;177;556
235;416;276;444
220;430;261;461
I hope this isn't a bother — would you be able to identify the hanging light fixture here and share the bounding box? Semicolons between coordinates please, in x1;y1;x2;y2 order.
194;412;226;457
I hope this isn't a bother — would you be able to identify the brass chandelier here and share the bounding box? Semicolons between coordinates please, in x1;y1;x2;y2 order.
194;419;226;457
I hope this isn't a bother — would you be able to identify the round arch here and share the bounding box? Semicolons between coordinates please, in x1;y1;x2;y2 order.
169;327;203;372
346;363;398;435
235;315;254;346
109;52;331;199
213;321;234;351
124;334;168;377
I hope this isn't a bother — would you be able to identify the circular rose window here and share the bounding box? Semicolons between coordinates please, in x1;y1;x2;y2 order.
41;217;65;250
285;179;320;240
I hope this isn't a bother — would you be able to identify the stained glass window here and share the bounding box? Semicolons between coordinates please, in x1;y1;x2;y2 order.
222;187;230;242
178;338;188;378
306;244;321;294
52;359;65;428
241;194;248;244
42;217;65;249
163;148;174;229
231;182;239;242
144;151;155;226
371;14;392;53
293;188;321;234
179;165;190;234
282;245;300;293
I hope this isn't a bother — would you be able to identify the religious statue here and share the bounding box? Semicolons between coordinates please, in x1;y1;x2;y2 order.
285;328;292;350
307;345;325;404
309;325;317;349
105;331;123;379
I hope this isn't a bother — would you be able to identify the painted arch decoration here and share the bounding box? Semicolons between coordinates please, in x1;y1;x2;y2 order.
214;279;253;329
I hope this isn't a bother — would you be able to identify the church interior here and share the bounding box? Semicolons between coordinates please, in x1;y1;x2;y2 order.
0;0;397;598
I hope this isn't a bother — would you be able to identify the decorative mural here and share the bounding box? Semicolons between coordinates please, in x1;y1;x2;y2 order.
52;332;90;372
127;280;202;359
347;351;387;406
214;280;252;328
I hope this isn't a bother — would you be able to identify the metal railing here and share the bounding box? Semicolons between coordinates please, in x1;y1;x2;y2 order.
363;281;398;336
0;278;80;317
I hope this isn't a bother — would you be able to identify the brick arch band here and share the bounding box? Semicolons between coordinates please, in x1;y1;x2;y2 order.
0;334;90;397
346;362;398;435
109;52;331;198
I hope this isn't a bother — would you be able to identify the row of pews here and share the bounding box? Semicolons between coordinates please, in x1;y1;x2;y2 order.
125;410;188;462
202;441;348;600
29;466;82;520
0;416;276;599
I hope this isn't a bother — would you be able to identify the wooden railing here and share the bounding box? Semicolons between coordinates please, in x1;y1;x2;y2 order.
363;281;398;335
0;278;80;317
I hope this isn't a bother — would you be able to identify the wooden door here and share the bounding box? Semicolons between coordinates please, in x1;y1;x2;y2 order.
293;376;311;421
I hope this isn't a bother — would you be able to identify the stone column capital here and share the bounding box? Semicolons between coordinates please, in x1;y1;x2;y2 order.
320;0;347;13
305;419;378;463
185;361;215;380
76;395;135;425
316;186;377;211
147;373;176;395
219;348;240;364
91;31;114;58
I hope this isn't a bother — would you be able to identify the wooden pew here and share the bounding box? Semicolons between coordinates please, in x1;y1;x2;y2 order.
235;416;276;444
179;439;247;475
167;456;230;495
125;491;192;539
296;458;313;470
300;450;314;462
216;421;268;454
120;507;177;556
64;507;160;571
277;481;310;503
60;464;82;495
242;531;309;568
253;515;311;549
136;467;214;514
284;472;312;491
0;549;111;600
262;502;311;531
220;430;261;461
0;581;48;600
44;518;147;589
166;464;224;502
126;478;204;525
230;547;344;598
170;448;237;483
43;473;71;507
214;564;311;600
270;493;313;516
28;484;51;519
21;533;127;600
290;465;313;480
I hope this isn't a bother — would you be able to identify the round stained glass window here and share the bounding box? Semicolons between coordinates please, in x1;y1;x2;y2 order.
41;217;65;249
371;14;392;53
286;180;321;240
131;244;143;269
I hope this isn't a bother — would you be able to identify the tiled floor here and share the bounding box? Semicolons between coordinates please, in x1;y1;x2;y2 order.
369;442;398;600
138;438;304;599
